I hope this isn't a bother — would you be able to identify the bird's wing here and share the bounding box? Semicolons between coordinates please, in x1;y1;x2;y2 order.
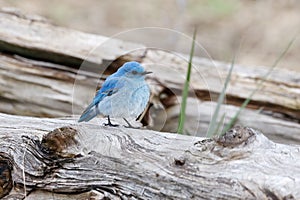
79;74;128;120
93;76;124;105
79;77;122;121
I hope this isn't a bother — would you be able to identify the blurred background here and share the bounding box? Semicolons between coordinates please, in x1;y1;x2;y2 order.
0;0;299;71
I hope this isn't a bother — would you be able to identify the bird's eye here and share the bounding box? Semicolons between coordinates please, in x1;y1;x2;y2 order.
131;70;138;75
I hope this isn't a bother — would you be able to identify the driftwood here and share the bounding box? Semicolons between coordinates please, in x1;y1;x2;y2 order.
0;113;299;199
143;50;300;118
1;52;299;145
0;8;299;144
163;99;300;145
0;8;299;116
0;7;144;66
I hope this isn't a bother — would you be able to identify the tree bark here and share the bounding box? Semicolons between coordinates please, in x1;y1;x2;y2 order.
0;113;299;199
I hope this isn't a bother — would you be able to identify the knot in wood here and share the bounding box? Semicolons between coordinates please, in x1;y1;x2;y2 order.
41;126;78;158
215;126;255;148
174;157;186;166
0;154;13;199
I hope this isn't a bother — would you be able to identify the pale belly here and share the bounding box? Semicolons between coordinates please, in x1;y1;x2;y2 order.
97;84;150;119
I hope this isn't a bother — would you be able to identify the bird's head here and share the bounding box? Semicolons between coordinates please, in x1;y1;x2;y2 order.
118;61;152;78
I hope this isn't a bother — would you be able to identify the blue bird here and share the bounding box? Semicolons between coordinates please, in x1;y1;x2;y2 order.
78;61;151;128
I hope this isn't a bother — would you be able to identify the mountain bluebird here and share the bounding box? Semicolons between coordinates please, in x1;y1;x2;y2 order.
78;61;151;128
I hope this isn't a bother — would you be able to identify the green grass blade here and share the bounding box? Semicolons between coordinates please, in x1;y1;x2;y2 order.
221;37;296;135
215;112;226;135
177;28;197;134
206;54;236;137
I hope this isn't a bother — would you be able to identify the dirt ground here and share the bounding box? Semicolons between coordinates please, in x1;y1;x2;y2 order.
0;0;299;72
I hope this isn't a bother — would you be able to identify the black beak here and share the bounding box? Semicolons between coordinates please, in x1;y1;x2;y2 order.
142;71;152;75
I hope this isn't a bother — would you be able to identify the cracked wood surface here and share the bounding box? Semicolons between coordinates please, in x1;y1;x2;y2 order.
0;8;144;66
142;50;300;119
0;113;299;199
0;53;299;145
0;8;299;116
0;8;299;145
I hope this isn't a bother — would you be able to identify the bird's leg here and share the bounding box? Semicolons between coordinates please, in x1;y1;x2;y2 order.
104;116;119;127
123;118;140;129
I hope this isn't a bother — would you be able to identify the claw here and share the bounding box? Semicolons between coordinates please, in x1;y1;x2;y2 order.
123;118;140;129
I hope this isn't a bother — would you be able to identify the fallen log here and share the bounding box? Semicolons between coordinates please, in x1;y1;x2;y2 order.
0;113;299;199
0;8;299;144
0;8;299;119
0;7;144;66
1;53;299;145
0;53;95;117
161;99;300;145
142;50;300;120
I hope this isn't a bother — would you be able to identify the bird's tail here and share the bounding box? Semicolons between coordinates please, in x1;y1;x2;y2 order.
78;103;98;122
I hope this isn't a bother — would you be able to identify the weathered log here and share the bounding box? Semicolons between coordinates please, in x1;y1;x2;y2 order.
142;50;300;120
161;99;300;145
0;8;299;118
0;7;144;66
0;8;299;144
1;53;299;145
0;113;299;199
0;53;95;117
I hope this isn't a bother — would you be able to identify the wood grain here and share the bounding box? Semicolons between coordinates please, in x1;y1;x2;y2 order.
0;113;299;199
0;8;145;66
142;49;300;119
0;8;299;146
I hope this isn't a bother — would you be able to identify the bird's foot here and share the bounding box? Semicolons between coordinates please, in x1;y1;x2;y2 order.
123;118;140;129
103;122;119;127
103;116;119;127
